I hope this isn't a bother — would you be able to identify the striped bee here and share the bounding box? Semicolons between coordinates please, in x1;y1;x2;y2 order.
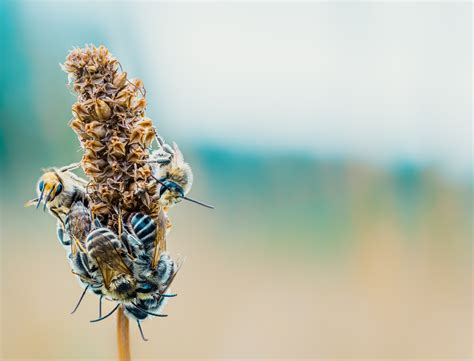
150;140;213;209
84;212;181;341
124;210;167;272
122;253;181;341
154;142;193;207
26;162;88;224
56;201;104;313
85;227;136;302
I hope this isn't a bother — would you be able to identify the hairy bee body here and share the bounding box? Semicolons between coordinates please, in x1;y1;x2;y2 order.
86;228;137;301
27;163;88;224
124;294;168;321
152;142;193;207
57;206;104;294
124;253;179;322
65;201;91;253
31;163;185;328
135;252;177;297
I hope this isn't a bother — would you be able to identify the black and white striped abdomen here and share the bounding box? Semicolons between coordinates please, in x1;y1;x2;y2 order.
129;213;156;251
124;296;167;321
156;253;175;287
86;228;122;257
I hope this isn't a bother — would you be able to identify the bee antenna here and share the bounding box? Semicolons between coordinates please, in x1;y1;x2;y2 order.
71;285;89;314
158;293;177;298
131;302;168;318
137;321;148;341
152;176;166;186
43;188;54;212
36;189;45;209
179;196;215;209
90;303;120;323
152;175;214;209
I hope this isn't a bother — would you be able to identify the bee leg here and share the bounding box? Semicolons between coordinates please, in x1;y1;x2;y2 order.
59;162;81;172
159;293;177;298
137;321;148;342
131;302;168;318
71;285;89;314
90;303;120;323
50;208;65;227
99;295;103;318
118;205;123;239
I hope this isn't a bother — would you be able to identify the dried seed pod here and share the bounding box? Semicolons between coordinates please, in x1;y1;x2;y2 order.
143;128;156;147
129;127;145;144
136;117;153;130
132;98;147;113
115;88;133;107
85;121;107;139
84;139;105;153
108;136;126;157
72;103;90;121
113;72;127;89
95;99;112;120
69;118;84;135
131;78;144;90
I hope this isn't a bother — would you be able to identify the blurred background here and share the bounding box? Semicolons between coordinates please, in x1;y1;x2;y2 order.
0;1;472;360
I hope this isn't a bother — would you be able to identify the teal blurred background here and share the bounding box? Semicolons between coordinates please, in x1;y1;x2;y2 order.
1;1;472;360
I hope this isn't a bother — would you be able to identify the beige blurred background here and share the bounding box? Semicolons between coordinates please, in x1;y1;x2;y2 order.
0;1;472;360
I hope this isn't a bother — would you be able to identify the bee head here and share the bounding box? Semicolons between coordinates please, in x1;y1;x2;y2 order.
153;174;214;209
25;171;64;211
158;178;184;205
38;171;64;208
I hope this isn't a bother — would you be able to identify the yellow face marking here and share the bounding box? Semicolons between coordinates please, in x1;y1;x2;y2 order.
36;171;62;210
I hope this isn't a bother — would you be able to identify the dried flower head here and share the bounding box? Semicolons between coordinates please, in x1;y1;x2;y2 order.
62;44;162;226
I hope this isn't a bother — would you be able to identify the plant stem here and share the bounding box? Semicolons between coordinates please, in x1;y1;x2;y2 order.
117;306;131;361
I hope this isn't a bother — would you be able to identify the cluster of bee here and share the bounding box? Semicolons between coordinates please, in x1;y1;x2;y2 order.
27;45;213;341
27;139;212;341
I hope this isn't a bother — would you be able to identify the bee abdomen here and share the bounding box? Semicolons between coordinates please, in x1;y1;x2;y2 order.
129;213;156;250
70;252;90;276
124;304;148;320
156;253;175;285
86;228;121;256
65;201;92;244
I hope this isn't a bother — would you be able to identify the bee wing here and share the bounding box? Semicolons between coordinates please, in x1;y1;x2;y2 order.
65;202;91;256
172;142;184;164
99;264;115;288
86;229;132;287
151;209;168;269
96;250;132;288
99;244;132;277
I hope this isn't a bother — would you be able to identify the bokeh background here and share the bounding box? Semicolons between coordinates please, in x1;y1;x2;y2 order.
0;1;472;360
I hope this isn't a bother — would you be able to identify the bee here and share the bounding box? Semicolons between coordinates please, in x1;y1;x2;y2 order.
84;214;179;342
150;140;214;209
123;210;167;271
57;202;104;313
26;162;89;224
85;227;137;302
124;252;181;342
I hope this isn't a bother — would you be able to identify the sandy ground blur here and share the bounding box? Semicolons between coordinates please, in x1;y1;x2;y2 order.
1;205;471;360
